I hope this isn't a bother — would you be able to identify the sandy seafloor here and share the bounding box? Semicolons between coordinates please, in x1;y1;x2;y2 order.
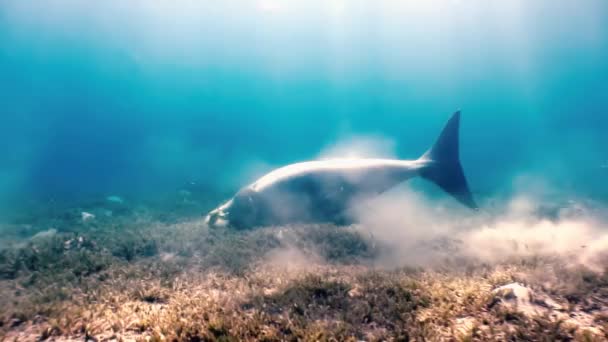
2;189;608;342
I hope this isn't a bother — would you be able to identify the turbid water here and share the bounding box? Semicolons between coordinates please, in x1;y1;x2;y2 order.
1;1;607;219
1;2;608;340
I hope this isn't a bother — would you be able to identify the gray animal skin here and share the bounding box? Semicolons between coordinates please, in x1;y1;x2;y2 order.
206;111;477;229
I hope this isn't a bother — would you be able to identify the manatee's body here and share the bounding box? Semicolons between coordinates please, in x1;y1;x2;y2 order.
206;112;477;229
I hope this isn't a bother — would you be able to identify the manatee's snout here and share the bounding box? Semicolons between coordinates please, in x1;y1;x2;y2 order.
206;191;263;229
205;199;233;228
204;210;228;228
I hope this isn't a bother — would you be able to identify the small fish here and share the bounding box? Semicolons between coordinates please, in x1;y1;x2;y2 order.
82;212;95;222
106;195;124;204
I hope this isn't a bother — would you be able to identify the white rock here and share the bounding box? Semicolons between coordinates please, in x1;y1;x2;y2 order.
493;282;603;336
493;282;562;316
493;283;535;315
493;283;531;300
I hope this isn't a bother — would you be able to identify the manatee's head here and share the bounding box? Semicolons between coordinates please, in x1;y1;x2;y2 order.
204;199;232;228
205;188;263;229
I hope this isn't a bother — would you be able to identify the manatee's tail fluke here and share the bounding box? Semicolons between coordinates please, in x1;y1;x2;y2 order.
419;111;478;209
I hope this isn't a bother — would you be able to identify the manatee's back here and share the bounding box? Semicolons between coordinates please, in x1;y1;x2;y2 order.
251;160;414;224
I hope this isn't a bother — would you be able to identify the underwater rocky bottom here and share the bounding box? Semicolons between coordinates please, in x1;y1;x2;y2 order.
1;197;607;341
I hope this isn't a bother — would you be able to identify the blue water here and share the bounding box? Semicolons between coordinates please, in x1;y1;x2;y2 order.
1;1;607;217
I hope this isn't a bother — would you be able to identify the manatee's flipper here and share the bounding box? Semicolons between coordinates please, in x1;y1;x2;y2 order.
419;111;478;209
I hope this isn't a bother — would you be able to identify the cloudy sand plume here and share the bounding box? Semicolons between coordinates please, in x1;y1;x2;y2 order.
352;187;608;271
